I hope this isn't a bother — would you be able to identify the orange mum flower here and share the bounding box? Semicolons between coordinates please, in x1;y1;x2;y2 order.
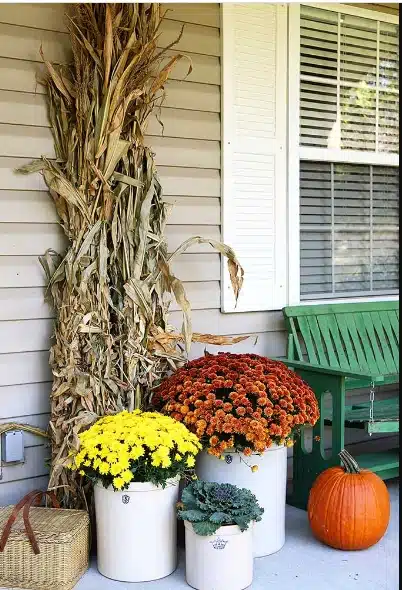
254;441;266;453
153;353;319;456
257;397;268;406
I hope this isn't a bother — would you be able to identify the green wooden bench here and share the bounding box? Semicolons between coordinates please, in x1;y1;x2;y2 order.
281;301;399;510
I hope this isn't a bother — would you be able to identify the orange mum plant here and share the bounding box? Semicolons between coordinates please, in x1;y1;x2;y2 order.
153;353;319;457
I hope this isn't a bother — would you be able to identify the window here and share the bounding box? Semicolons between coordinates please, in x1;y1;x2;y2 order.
291;3;399;303
300;162;399;298
300;6;399;154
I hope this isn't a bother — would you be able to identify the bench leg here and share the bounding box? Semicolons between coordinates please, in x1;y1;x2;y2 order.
287;371;346;511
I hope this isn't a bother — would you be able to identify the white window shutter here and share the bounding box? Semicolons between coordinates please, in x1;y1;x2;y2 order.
221;3;288;313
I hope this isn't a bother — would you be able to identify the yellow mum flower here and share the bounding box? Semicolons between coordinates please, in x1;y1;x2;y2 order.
110;462;122;476
119;455;130;470
110;441;123;452
99;461;110;475
93;458;102;470
70;409;202;485
161;457;171;468
158;445;170;457
113;477;124;490
186;456;196;468
121;470;133;484
151;453;163;467
74;451;86;467
130;446;144;460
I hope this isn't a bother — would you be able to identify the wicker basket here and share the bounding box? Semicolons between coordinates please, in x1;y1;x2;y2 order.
0;490;89;590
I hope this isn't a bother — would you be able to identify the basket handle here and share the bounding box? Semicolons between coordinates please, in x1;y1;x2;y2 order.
22;490;60;555
0;490;41;552
0;489;59;554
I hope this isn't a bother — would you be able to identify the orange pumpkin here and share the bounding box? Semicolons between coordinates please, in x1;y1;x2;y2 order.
308;449;390;550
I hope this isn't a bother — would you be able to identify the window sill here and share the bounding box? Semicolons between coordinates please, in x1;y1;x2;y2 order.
299;294;399;306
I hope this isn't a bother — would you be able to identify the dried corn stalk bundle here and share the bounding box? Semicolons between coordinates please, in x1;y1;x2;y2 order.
18;3;244;508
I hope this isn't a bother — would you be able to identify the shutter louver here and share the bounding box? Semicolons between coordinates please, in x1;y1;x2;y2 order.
300;161;399;299
299;5;399;154
221;4;287;312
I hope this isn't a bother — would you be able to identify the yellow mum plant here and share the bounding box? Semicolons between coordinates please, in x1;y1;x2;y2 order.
68;410;202;491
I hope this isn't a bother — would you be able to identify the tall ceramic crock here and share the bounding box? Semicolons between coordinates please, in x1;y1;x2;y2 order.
196;445;287;557
94;477;179;582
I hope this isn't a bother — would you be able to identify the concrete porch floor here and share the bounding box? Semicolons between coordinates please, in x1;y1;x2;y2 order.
74;479;399;590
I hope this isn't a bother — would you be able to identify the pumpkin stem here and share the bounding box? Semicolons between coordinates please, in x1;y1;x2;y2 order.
339;449;361;474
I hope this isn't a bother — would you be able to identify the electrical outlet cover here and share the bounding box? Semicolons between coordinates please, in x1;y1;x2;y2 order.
1;430;25;463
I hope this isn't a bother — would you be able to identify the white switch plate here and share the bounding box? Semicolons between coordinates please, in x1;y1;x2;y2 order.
1;430;25;463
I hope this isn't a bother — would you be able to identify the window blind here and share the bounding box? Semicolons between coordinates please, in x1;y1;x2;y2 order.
300;161;399;299
300;5;399;153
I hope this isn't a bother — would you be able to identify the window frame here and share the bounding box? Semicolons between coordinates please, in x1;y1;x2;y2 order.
287;2;399;306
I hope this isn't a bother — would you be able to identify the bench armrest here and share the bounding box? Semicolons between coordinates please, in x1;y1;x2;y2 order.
274;359;385;383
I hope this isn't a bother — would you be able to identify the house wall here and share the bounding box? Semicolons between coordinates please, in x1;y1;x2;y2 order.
0;3;398;504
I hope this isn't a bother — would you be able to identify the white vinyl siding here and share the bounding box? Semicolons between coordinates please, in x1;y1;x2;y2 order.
221;3;287;312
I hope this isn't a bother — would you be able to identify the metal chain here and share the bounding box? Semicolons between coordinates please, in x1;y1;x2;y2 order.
369;379;376;437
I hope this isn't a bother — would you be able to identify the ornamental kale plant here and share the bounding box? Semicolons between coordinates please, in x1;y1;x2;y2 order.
177;480;264;536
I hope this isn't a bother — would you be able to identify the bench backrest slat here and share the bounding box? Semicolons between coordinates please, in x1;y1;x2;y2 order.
370;311;397;374
332;313;361;372
377;310;399;370
316;315;340;367
297;317;319;364
283;301;399;377
352;312;381;370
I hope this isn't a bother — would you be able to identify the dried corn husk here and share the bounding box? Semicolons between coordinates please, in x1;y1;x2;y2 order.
18;3;244;508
